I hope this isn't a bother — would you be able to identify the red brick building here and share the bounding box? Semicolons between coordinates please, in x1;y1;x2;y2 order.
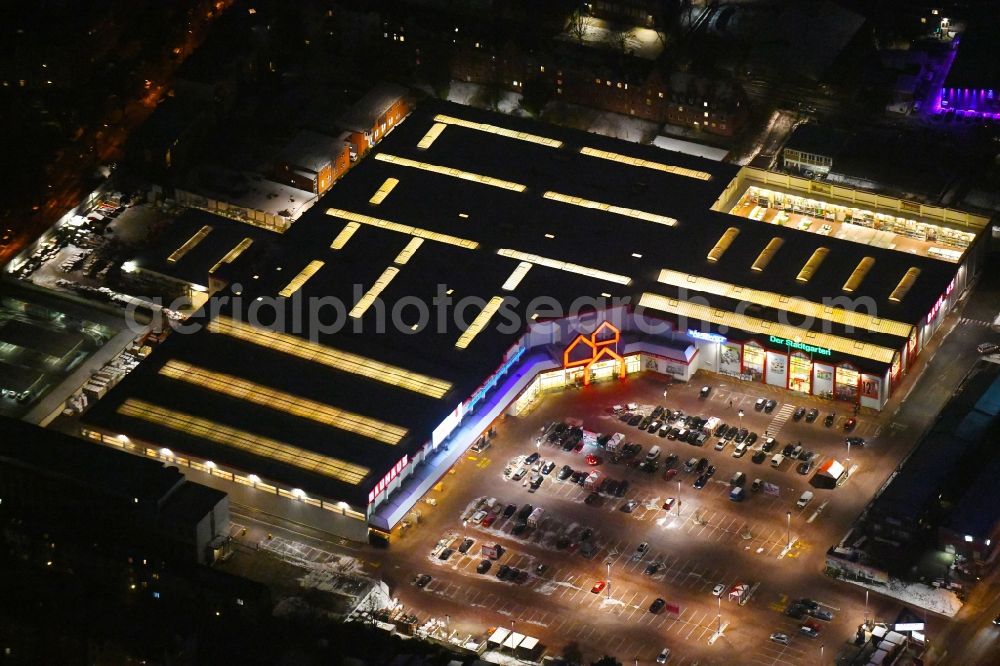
337;83;412;157
272;130;351;195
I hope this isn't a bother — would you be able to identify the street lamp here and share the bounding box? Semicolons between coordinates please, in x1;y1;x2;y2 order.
786;511;792;549
865;589;869;626
738;409;744;431
677;480;682;518
846;438;852;477
717;594;722;634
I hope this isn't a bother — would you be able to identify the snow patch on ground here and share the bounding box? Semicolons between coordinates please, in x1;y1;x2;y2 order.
842;577;963;617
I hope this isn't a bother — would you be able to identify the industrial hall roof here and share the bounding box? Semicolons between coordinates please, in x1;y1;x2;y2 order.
86;99;966;506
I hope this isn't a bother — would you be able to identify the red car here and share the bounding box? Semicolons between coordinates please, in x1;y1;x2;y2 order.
481;513;497;527
585;454;601;466
843;418;857;432
591;581;607;594
663;468;678;481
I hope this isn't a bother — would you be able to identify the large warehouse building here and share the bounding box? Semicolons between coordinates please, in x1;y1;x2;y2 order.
83;99;991;542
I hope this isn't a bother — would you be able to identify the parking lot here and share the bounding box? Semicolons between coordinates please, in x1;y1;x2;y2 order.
388;371;916;664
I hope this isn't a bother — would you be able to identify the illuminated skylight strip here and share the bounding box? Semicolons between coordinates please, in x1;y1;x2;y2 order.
208;316;452;398
433;114;563;148
417;122;447;149
118;399;370;485
707;227;740;263
579;147;712;181
656;268;913;339
497;249;632;285
543;191;677;227
843;257;875;293
160;360;407;445
326;208;479;249
889;268;921;303
278;260;325;298
751;237;784;272
394;237;424;265
209;238;254;274
501;262;533;291
456;296;505;349
167;225;213;263
331;222;361;250
796;247;829;283
350;266;400;318
637;293;897;364
369;177;399;205
374;153;527;192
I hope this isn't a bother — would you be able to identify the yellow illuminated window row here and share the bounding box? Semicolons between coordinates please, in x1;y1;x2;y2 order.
637;293;898;364
331;222;361;250
394;237;424;265
208;316;452;399
209;237;254;274
369;177;399;205
433;114;563;148
326;208;479;250
456;296;505;349
279;260;325;298
167;225;213;263
656;269;913;339
579;147;713;181
159;360;407;445
118;399;370;485
417;122;447;149
350;266;400;319
374;153;527;192
501;261;533;291
542;191;677;227
498;249;632;286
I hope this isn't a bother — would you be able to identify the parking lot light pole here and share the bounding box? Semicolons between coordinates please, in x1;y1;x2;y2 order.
865;589;869;626
677;481;682;517
717;594;722;634
738;409;744;431
846;439;852;476
786;511;792;549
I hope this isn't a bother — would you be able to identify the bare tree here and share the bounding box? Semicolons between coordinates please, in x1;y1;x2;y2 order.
569;9;591;44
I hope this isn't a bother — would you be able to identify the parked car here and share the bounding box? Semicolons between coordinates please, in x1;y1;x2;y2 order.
683;457;698;473
752;450;767;464
503;503;517;518
458;538;475;554
541;460;556;475
414;574;432;588
525;452;540;465
796;461;813;476
764;399;777;413
844;418;857;432
799;624;820;639
693;474;708;489
477;559;492;574
699;386;712;398
438;548;454;561
793;407;806;421
712;583;726;597
472;509;488;523
754;397;767;411
662;497;676;511
656;647;671;664
620;499;639;513
644;561;662;576
769;632;789;646
977;342;999;354
846;437;866;448
557;465;573;480
796;491;814;508
663;453;678;469
805;408;819;423
632;542;650;561
782;443;796;457
650;597;666;613
591;580;607;594
761;437;778;452
696;458;709;472
614;480;629;497
730;471;746;487
751;478;762;492
808;607;833;621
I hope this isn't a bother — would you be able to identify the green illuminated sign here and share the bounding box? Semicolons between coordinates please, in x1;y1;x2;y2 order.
769;335;832;356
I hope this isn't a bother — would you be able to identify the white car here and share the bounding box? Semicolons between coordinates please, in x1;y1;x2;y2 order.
796;491;814;508
512;467;528;481
656;647;671;663
712;583;726;597
471;509;488;523
769;632;789;645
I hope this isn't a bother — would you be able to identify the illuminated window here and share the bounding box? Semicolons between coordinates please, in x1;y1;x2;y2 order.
579;147;711;181
209;238;253;274
497;249;631;285
374;153;526;191
208;316;452;398
118;399;370;485
326;208;479;249
159;361;408;445
167;226;212;263
542;191;677;227
637;293;897;363
456;296;505;349
368;177;399;205
351;266;400;318
278;260;324;297
393;237;424;265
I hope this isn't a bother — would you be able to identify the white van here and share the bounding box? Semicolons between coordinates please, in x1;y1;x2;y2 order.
646;445;661;462
732;441;749;458
771;453;785;468
796;491;814;508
